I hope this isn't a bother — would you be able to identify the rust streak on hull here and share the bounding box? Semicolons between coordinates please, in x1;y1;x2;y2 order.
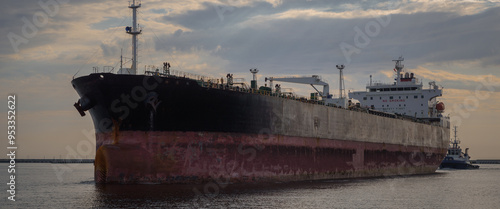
95;131;446;184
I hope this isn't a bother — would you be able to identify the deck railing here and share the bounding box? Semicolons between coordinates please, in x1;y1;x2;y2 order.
143;69;447;126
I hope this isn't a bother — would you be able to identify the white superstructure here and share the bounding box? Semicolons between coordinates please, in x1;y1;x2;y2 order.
349;57;445;119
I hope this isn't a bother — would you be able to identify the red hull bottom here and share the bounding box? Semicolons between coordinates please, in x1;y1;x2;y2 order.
94;131;446;184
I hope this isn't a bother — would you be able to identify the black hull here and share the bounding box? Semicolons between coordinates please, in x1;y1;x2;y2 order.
72;73;270;134
440;160;480;169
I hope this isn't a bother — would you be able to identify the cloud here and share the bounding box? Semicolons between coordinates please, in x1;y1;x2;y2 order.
411;67;500;83
1;0;500;159
152;1;500;74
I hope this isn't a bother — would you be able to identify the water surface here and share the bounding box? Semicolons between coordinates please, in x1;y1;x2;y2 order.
2;163;499;208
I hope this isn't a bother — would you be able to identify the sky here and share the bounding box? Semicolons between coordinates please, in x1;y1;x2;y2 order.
0;0;499;159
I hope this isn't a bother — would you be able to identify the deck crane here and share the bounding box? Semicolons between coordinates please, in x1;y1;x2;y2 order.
266;75;330;98
265;75;348;108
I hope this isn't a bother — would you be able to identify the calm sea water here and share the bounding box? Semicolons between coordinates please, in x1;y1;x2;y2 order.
1;163;499;208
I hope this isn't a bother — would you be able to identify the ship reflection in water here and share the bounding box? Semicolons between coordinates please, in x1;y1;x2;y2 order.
90;167;497;208
2;164;499;208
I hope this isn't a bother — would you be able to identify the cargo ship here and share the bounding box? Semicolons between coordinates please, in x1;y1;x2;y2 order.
71;1;450;184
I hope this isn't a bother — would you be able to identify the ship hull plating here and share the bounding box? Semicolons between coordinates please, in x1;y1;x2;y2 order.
72;73;449;184
95;131;445;183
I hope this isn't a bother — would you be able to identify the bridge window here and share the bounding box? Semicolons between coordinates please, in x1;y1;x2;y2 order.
414;95;418;99
421;95;424;98
363;97;367;100
370;97;373;100
390;96;393;99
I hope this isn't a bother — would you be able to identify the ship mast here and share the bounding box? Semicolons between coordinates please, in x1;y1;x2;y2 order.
336;65;345;99
250;69;259;90
452;126;459;149
127;0;142;74
392;56;404;83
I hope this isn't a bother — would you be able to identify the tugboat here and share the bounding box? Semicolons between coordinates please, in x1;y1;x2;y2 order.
440;126;479;169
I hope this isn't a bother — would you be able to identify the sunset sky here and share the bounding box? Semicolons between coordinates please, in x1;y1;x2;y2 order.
1;0;499;159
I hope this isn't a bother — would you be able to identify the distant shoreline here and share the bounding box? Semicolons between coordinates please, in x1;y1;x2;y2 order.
470;159;500;164
0;159;94;163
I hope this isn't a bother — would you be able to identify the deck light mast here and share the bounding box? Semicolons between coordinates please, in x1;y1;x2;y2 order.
126;0;142;74
336;64;345;99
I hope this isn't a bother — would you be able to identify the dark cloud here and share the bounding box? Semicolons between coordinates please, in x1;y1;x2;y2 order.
154;2;500;76
378;8;500;65
161;0;395;31
150;8;167;14
155;17;345;74
1;0;499;79
100;42;118;57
